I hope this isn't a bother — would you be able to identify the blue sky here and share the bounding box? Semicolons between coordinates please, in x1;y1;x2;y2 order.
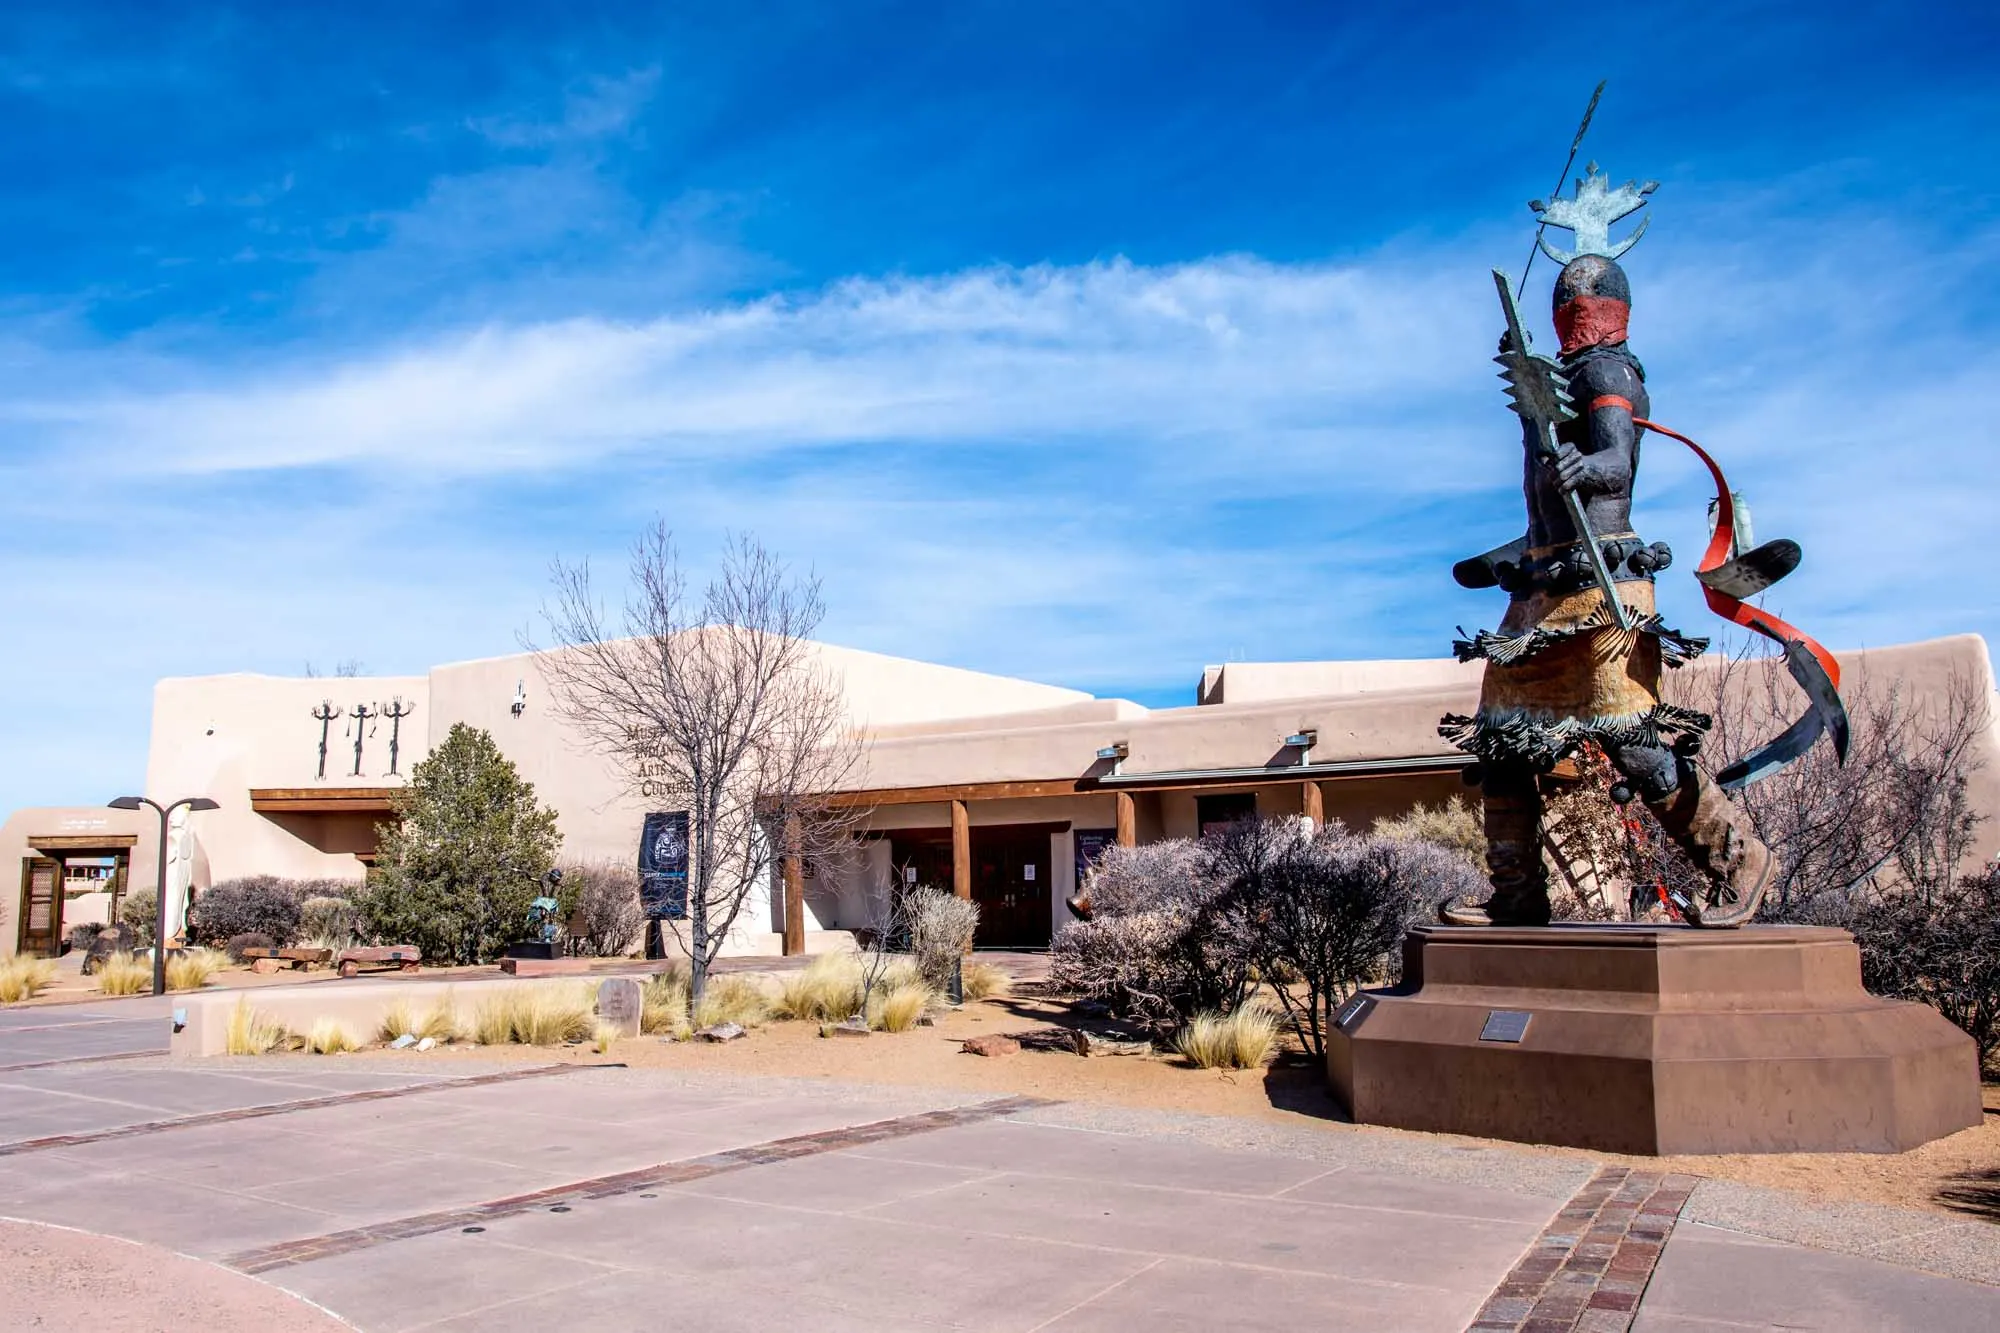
2;2;1997;811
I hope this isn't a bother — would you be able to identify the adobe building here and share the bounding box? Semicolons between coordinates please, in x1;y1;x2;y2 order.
6;633;1998;958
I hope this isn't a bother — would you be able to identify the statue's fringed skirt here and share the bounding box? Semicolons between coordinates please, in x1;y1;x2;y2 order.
1440;581;1711;770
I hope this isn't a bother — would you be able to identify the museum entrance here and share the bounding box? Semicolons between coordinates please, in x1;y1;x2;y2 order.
883;822;1056;950
969;824;1053;949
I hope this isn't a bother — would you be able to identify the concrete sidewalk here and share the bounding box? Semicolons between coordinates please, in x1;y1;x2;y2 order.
0;1054;1994;1331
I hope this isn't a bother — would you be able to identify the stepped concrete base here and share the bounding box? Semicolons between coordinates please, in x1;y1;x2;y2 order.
1327;923;1981;1155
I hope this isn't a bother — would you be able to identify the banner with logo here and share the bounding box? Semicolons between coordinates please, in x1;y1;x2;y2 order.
639;811;689;920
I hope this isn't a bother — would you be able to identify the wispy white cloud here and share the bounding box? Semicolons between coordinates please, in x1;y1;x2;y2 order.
2;207;1995;811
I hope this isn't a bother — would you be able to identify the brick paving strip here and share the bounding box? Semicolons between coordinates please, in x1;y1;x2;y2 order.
0;1063;586;1158
223;1093;1056;1276
1467;1165;1698;1333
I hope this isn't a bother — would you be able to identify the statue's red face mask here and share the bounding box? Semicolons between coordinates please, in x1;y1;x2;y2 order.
1554;295;1629;355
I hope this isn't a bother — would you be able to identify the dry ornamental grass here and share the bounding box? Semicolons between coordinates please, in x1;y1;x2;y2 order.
93;954;151;997
164;949;225;993
1175;1003;1281;1070
471;985;596;1046
871;982;933;1033
304;1019;358;1055
0;956;59;1004
224;998;295;1056
694;975;773;1029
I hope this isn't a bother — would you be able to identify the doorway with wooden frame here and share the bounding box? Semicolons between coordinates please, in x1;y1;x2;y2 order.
17;838;134;957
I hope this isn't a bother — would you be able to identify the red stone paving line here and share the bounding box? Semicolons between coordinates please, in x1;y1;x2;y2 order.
223;1094;1058;1276
0;1063;593;1159
0;1049;161;1075
1465;1165;1699;1333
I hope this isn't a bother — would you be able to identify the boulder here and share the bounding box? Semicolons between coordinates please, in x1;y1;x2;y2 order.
695;1022;746;1043
961;1035;1021;1058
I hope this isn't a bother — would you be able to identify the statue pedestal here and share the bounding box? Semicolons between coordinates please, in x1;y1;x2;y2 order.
1327;923;1981;1154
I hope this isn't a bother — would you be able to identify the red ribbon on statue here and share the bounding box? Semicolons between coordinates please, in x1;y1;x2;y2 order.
1632;417;1850;788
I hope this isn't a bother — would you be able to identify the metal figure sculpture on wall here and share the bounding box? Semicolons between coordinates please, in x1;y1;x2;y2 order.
381;697;415;776
1439;95;1847;930
348;701;377;778
311;699;340;780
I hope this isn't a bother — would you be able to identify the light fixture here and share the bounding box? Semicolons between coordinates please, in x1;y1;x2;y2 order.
105;795;221;996
1095;741;1129;775
1284;730;1318;760
511;679;528;718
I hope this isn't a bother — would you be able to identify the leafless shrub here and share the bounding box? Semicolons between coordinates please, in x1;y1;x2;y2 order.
1656;635;1990;921
1372;796;1485;869
537;527;866;1013
563;860;646;958
1049;837;1253;1031
1210;821;1483;1055
1849;869;2000;1072
907;886;979;994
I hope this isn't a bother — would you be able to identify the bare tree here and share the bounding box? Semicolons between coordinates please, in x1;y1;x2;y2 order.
1653;633;1991;921
536;526;864;1009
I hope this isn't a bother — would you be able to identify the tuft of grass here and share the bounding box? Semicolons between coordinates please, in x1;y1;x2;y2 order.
375;993;460;1044
1174;1003;1281;1070
0;955;60;1004
641;967;692;1036
377;997;419;1043
592;1023;619;1054
471;985;596;1046
693;975;773;1029
165;948;225;992
871;982;933;1033
94;953;151;997
773;952;865;1022
304;1018;357;1055
961;961;1011;1002
224;997;295;1056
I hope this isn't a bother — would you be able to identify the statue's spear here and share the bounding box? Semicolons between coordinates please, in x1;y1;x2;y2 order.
1517;80;1605;298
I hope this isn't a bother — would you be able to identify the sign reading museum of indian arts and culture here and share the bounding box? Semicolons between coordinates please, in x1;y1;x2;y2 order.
1436;89;1849;931
639;811;690;921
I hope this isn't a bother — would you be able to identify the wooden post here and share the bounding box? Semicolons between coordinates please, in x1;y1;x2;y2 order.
1115;790;1136;848
781;815;805;957
951;799;971;901
1303;780;1325;828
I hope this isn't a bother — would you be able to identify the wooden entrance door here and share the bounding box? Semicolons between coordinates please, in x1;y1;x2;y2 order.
971;826;1052;949
17;857;60;957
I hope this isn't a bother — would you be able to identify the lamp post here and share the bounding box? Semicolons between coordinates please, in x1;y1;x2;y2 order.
108;795;220;997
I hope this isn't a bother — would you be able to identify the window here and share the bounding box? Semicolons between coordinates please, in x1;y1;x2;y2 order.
1196;792;1257;839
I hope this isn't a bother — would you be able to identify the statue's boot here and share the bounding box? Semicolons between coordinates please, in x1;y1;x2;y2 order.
1646;767;1774;928
1441;784;1551;926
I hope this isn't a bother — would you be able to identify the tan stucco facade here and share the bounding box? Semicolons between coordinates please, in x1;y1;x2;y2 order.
7;632;1998;959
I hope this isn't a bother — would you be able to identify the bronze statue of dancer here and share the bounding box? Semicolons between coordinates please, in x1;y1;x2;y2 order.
1440;159;1845;929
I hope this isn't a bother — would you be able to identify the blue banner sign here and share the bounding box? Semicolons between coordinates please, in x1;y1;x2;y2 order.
639;810;689;920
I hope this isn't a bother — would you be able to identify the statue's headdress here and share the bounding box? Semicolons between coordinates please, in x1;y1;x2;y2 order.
1530;162;1659;265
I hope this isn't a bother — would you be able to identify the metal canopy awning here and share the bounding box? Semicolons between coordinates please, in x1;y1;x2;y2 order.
1095;754;1473;790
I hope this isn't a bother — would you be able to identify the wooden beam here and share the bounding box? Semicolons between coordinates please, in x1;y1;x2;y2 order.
1302;780;1325;827
821;777;1090;808
781;815;805;957
1115;791;1136;848
250;787;401;814
28;835;139;851
950;799;971;901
